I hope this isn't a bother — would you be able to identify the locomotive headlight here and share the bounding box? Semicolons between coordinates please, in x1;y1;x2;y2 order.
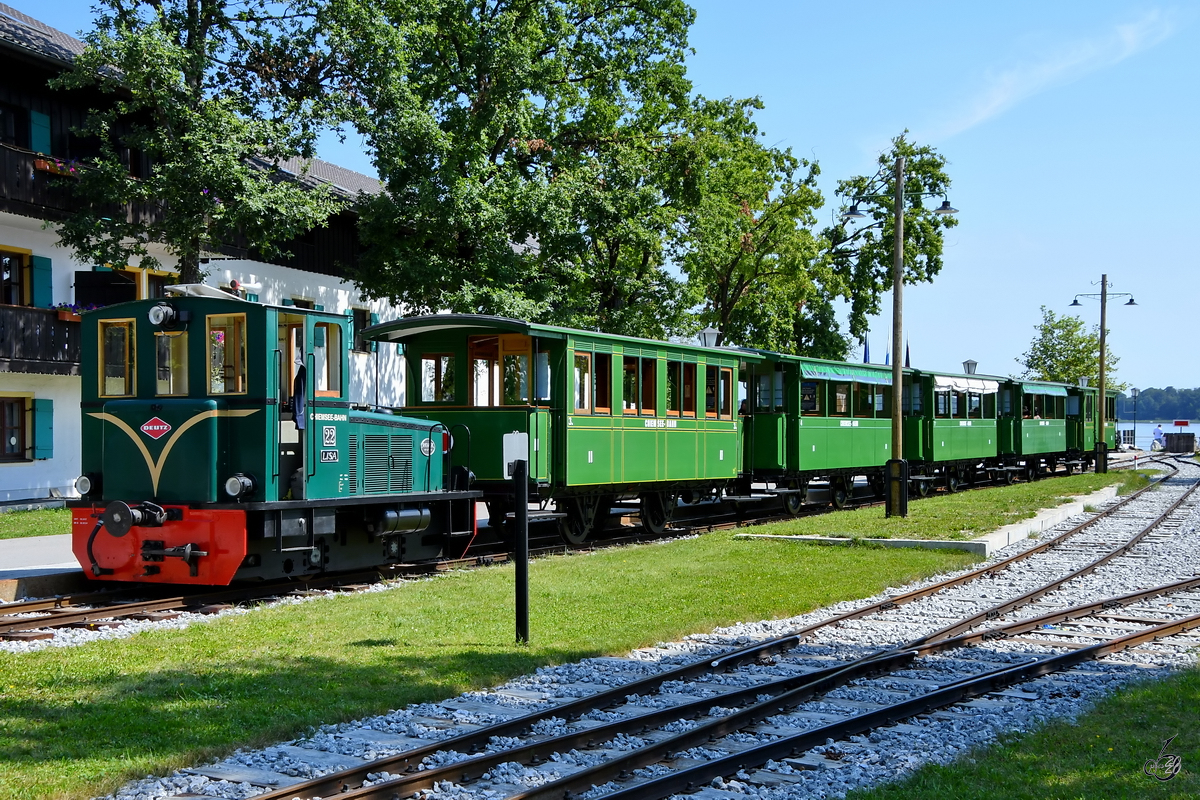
74;474;95;495
224;473;255;498
148;303;177;326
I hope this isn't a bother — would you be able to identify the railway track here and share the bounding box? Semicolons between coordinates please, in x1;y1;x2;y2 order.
0;456;1170;647
101;456;1200;800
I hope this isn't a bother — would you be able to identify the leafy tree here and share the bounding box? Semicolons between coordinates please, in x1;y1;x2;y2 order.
821;133;958;347
679;97;829;350
1015;305;1125;390
51;0;341;283
342;0;696;336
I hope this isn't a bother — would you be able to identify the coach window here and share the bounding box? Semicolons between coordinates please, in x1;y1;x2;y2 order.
982;392;996;418
574;352;592;413
855;383;874;418
640;359;656;415
877;385;892;416
666;361;681;416
831;382;850;417
99;320;135;397
469;336;499;406
800;381;821;415
1105;395;1115;420
704;366;718;418
622;356;639;414
208;315;247;395
313;323;342;397
719;368;733;419
967;392;982;419
934;390;950;418
534;350;551;404
682;363;697;417
594;353;612;414
154;332;188;396
421;354;455;403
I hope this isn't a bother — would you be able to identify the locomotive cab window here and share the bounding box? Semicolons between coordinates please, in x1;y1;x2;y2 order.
574;352;591;413
99;319;135;397
313;322;342;397
208;314;247;394
421;354;456;403
154;332;188;396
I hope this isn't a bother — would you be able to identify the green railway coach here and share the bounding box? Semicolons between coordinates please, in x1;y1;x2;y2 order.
903;370;1001;493
364;315;757;542
741;353;895;509
997;380;1071;478
69;289;477;585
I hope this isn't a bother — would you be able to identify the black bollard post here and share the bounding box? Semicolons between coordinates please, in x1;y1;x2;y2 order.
885;459;908;518
513;458;529;644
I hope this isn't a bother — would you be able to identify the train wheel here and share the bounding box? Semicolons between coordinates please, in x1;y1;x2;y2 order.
868;474;886;500
558;497;595;545
1046;458;1058;476
830;478;850;509
946;470;960;493
1026;462;1040;482
912;476;932;497
781;480;807;516
639;492;671;535
1064;461;1075;476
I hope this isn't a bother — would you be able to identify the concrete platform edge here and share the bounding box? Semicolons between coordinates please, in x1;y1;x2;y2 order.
735;485;1121;557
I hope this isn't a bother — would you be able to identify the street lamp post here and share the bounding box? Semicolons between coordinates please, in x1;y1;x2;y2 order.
1070;275;1136;473
842;157;957;517
1131;386;1140;450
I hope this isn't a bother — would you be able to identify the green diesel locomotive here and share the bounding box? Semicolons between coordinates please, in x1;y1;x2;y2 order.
69;288;478;585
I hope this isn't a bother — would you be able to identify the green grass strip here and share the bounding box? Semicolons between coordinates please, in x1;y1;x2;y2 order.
750;471;1149;541
0;532;975;800
0;508;69;540
848;667;1200;799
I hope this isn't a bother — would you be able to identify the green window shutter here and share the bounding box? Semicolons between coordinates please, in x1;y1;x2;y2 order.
370;312;379;352
93;264;113;272
30;255;53;307
32;399;53;459
30;110;51;155
282;298;294;306
246;293;259;303
314;304;324;311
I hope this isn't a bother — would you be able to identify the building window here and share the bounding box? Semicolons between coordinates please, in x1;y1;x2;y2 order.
99;320;136;397
352;309;373;352
2;397;25;461
1;248;30;306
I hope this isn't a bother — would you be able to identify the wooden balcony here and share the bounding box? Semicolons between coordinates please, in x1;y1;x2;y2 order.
0;305;80;376
0;143;159;223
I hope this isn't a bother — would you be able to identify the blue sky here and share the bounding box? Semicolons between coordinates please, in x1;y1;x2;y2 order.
26;1;1199;391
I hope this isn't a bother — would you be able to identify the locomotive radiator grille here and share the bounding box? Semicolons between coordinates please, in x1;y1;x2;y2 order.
363;434;414;494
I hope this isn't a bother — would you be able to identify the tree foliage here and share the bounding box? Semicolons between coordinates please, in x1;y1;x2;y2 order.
340;0;696;338
1016;305;1124;390
1120;387;1200;421
51;0;341;283
679;97;829;349
821;133;958;346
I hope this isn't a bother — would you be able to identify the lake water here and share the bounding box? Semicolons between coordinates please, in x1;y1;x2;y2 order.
1117;420;1195;451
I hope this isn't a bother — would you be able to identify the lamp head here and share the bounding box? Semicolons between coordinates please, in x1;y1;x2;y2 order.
840;203;866;222
1125;297;1137;306
1069;298;1082;307
698;327;721;348
934;200;958;216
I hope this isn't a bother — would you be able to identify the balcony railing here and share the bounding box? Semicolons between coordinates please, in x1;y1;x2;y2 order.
0;305;80;376
0;143;159;223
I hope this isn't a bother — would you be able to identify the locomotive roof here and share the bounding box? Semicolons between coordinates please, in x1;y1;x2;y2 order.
362;314;766;361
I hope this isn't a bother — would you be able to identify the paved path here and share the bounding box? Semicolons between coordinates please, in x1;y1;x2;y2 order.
0;533;78;580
